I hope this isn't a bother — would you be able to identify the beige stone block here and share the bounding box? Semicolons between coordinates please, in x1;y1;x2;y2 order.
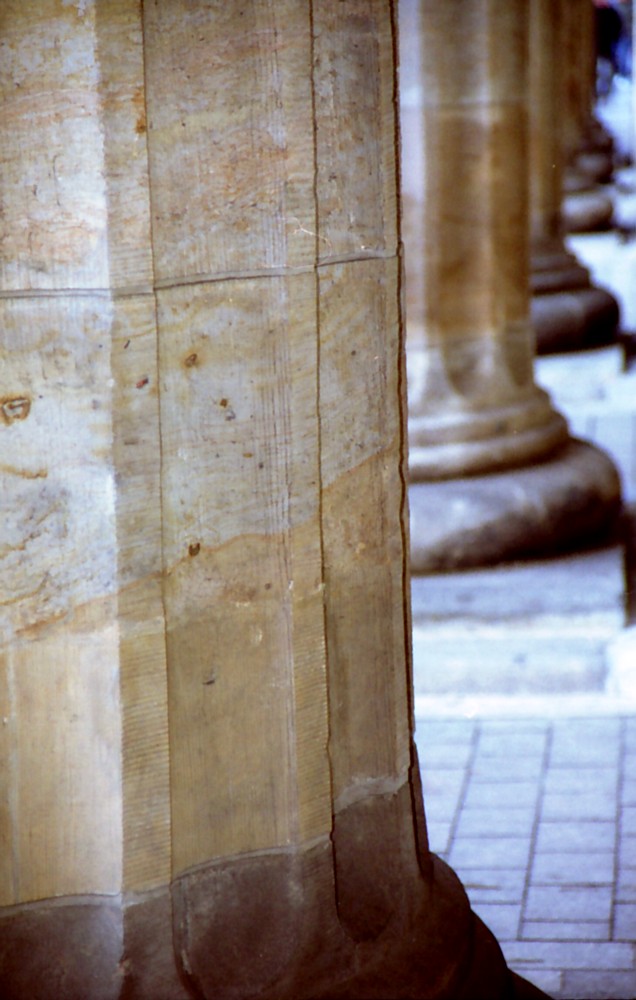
0;658;14;904
313;0;399;260
0;290;171;898
156;274;321;557
420;0;527;105
422;104;529;338
156;274;332;871
0;1;152;292
318;257;403;485
318;258;411;800
0;294;118;641
0;1;109;290
143;3;316;280
93;0;154;290
110;299;171;893
1;629;123;905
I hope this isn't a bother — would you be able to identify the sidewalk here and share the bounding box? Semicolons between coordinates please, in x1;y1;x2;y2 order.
411;80;636;998
414;716;636;999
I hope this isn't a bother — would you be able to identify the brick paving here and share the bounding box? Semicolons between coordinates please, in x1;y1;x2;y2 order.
414;717;636;998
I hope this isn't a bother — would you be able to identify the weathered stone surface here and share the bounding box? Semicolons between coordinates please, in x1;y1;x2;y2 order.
0;898;124;1000
0;1;547;996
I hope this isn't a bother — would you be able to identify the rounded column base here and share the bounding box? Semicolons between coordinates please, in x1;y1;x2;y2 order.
0;798;548;1000
409;439;621;573
562;189;614;233
0;891;194;1000
408;392;569;481
532;284;620;354
575;148;614;185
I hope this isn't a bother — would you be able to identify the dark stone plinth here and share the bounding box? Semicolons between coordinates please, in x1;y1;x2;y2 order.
0;784;549;998
170;784;493;1000
531;285;619;354
562;189;614;233
530;246;620;354
0;892;193;1000
409;439;621;573
575;148;614;185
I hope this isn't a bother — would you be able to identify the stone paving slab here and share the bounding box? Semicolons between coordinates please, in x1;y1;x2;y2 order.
535;820;616;854
561;968;636;1000
460;868;527;905
415;714;636;997
530;852;615;886
411;545;625;624
522;920;610;942
617;868;636;901
448;835;533;871
501;939;635;971
410;542;626;700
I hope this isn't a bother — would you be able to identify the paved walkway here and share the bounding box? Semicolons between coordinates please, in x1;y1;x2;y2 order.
415;716;636;999
411;80;636;998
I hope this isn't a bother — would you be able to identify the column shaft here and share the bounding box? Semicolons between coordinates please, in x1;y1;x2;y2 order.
408;0;568;480
0;2;522;997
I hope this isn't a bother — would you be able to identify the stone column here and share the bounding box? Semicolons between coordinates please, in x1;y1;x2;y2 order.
530;0;619;354
0;3;538;998
561;0;615;232
407;0;621;573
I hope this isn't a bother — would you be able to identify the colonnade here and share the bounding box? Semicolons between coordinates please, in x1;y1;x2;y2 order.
402;0;622;572
0;1;543;997
1;0;619;995
529;0;619;353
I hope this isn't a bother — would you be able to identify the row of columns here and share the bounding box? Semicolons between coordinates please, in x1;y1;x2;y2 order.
561;0;616;232
0;1;541;998
403;0;622;573
529;0;619;353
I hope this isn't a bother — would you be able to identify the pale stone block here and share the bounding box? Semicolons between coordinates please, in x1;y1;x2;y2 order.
471;903;522;942
522;920;609;941
613;903;636;941
449;837;532;871
530;852;615;886
502;939;634;971
524;885;613;923
535;820;615;855
459;868;527;905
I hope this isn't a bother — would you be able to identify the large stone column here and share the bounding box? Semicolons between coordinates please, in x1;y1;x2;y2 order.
530;0;619;354
0;3;541;998
561;0;615;233
407;0;621;573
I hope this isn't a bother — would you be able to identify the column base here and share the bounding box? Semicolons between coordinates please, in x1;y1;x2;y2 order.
562;189;614;233
0;829;549;1000
574;149;614;185
0;891;193;1000
409;439;621;573
531;285;619;354
530;245;620;353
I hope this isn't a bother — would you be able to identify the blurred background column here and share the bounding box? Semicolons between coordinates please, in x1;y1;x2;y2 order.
530;0;620;353
402;0;621;572
562;0;616;232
